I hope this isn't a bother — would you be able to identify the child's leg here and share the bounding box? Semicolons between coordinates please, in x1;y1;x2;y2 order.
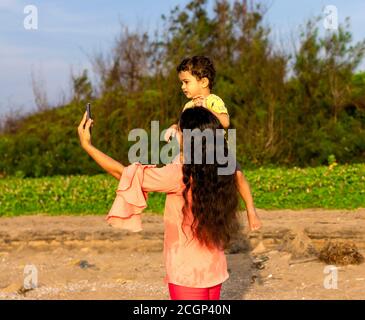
168;283;222;300
235;167;254;208
235;166;262;231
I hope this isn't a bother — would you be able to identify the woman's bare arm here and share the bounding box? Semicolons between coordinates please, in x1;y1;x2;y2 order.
83;144;124;180
78;112;124;180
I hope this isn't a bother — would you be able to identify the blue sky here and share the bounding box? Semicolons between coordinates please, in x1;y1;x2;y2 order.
1;0;365;119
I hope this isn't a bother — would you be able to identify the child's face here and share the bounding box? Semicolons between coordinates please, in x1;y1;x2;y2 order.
178;71;208;99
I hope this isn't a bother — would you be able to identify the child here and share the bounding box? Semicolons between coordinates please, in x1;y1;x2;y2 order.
165;56;262;231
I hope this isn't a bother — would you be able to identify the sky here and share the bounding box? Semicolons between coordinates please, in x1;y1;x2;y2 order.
1;0;365;119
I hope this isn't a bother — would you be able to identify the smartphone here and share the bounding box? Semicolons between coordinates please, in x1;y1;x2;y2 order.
86;103;92;120
84;103;92;132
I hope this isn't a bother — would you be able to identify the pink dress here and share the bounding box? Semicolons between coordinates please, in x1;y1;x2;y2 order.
106;160;229;288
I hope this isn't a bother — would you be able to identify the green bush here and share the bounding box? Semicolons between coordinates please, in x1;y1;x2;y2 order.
0;164;363;217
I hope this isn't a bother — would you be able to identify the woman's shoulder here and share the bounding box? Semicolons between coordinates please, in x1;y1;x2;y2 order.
149;163;183;180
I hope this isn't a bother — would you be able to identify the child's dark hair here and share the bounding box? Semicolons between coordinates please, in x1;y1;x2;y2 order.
177;56;216;90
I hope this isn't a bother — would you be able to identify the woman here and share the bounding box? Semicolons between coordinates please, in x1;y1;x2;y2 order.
78;107;240;300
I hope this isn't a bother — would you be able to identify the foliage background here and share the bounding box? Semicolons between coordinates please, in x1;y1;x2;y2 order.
0;1;364;214
0;0;364;178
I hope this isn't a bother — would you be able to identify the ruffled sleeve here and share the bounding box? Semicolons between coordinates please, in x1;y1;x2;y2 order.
105;162;156;232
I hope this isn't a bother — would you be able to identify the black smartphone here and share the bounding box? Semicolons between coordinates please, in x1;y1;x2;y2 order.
84;103;92;132
86;103;92;120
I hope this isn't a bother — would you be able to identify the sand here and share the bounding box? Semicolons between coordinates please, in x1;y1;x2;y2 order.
0;208;364;300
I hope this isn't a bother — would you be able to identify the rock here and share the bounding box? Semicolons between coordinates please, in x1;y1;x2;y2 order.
251;255;268;270
251;241;267;255
290;231;317;259
17;285;34;296
227;241;250;254
73;259;97;270
279;230;317;260
252;255;269;264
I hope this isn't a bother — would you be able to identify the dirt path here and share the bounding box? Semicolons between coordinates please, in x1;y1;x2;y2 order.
0;209;364;300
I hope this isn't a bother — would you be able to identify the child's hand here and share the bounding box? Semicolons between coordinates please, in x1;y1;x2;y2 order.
192;95;207;108
78;111;94;148
247;209;262;231
164;124;178;142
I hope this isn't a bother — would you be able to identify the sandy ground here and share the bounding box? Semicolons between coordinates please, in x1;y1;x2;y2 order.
0;208;364;300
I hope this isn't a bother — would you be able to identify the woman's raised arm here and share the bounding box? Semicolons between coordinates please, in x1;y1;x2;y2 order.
78;111;124;180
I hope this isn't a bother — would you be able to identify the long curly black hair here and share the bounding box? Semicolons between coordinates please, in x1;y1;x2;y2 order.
178;107;239;251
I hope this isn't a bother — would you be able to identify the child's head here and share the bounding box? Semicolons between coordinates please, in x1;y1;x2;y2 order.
177;56;215;99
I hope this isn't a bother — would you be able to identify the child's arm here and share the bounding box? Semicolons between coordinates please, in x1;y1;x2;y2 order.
235;170;262;231
78;112;124;180
164;123;178;142
210;111;230;129
191;95;230;129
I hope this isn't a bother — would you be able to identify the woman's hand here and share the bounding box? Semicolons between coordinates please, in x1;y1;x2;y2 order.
78;111;94;149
